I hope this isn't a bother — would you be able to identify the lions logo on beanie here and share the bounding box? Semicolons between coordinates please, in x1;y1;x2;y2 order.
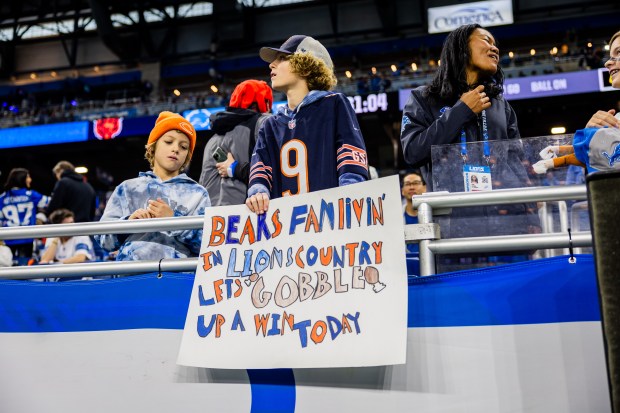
148;111;197;156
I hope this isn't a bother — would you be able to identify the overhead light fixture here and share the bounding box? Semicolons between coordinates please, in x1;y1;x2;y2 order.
530;49;536;56
390;65;397;72
75;166;89;174
173;89;181;96
345;70;352;78
551;126;566;135
50;71;57;78
30;73;37;80
210;85;218;93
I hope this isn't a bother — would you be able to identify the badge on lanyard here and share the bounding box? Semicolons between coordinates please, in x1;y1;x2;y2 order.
461;110;492;192
463;164;492;192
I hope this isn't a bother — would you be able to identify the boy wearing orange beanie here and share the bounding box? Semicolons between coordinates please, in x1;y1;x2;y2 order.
95;111;211;261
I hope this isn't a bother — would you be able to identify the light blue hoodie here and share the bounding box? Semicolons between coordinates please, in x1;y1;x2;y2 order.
95;171;211;261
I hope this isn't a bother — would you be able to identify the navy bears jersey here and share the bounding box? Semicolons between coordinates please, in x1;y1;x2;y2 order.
249;92;368;197
0;188;50;246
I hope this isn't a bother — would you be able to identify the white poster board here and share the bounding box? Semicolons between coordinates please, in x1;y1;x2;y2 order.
177;176;408;369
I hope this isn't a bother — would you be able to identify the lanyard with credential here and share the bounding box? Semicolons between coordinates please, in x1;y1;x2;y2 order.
460;110;490;164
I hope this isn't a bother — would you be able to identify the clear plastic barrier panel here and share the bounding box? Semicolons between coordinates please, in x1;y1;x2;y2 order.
430;135;590;270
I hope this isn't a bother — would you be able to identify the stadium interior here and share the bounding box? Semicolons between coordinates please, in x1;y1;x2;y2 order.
0;0;619;195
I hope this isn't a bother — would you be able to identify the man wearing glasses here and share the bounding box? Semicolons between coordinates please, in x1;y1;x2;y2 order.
401;171;427;276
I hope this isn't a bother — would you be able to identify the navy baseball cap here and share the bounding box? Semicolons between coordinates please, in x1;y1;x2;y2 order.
259;35;334;70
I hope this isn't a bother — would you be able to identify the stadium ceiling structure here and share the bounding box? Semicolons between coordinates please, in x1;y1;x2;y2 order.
0;0;389;65
0;0;618;71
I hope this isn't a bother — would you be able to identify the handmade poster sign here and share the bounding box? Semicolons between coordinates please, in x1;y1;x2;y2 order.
178;175;408;369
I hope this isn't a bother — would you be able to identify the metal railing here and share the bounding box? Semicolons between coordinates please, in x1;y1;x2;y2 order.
0;185;591;280
0;215;203;280
411;184;590;276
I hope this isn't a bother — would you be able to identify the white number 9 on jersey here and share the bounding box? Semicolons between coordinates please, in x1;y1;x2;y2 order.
280;139;309;196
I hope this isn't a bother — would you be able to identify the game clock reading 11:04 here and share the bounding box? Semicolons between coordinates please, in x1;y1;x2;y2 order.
347;93;388;114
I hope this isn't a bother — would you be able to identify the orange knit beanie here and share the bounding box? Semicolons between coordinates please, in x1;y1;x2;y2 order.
147;111;197;155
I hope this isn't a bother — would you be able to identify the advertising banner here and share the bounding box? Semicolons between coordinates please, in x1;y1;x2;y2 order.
399;70;613;110
0;121;89;149
427;0;514;34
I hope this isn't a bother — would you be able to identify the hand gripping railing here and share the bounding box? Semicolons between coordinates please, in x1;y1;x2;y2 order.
0;185;591;280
